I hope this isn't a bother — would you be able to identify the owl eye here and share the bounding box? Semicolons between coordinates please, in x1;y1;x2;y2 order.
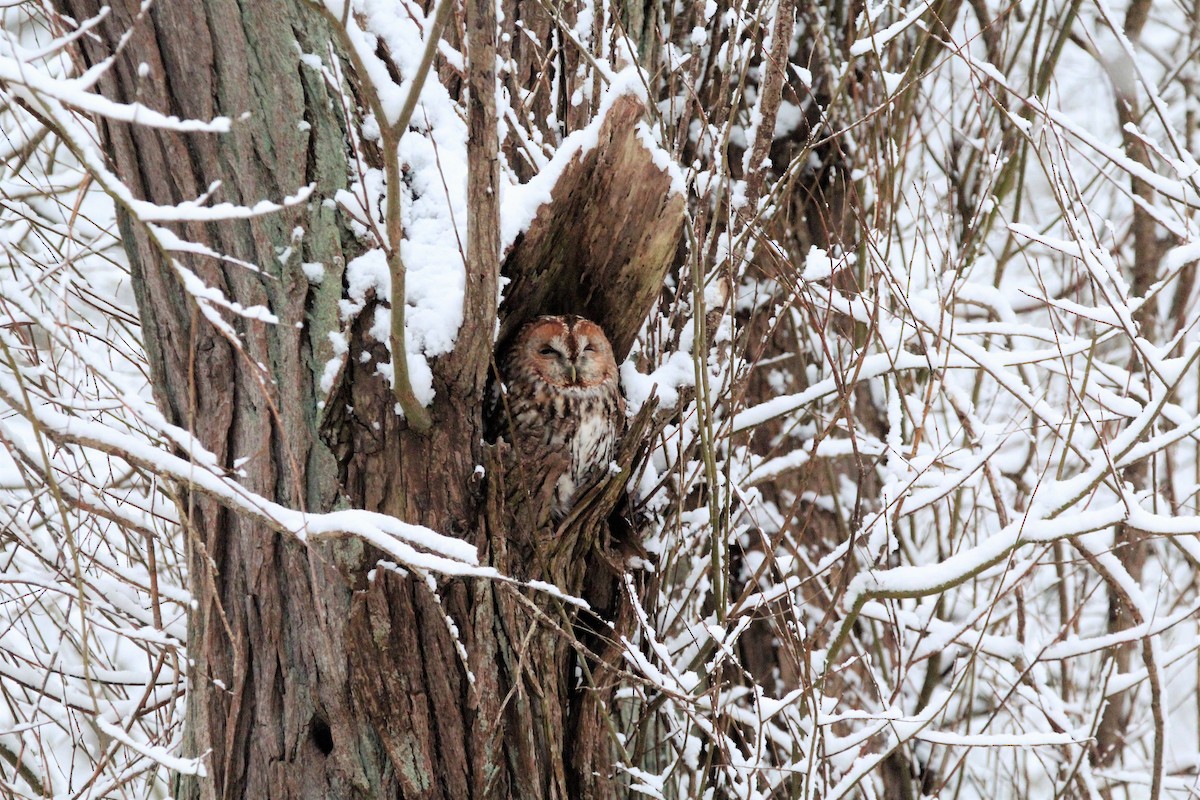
539;346;558;357
583;344;596;353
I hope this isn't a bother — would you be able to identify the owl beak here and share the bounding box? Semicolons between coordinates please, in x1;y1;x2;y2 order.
568;363;578;384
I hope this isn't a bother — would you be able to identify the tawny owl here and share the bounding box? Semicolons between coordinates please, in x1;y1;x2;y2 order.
498;315;625;519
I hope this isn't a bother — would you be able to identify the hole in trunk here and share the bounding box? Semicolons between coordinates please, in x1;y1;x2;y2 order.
310;716;333;755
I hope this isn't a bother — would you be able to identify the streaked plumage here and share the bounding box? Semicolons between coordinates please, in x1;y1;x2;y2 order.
497;315;624;518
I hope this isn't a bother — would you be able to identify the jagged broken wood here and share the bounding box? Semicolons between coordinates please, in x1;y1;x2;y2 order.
497;92;686;362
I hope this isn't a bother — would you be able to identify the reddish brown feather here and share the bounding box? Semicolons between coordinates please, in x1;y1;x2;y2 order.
499;315;625;517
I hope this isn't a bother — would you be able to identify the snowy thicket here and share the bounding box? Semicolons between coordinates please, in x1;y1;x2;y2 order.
4;0;1200;797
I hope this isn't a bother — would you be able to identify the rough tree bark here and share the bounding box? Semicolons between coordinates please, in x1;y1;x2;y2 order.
55;1;683;798
56;3;368;797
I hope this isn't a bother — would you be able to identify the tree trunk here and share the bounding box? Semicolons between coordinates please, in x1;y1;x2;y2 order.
55;1;682;797
56;2;375;797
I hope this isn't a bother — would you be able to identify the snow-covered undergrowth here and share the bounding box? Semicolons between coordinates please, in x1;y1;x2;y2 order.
4;0;1200;797
0;10;191;795
610;1;1200;797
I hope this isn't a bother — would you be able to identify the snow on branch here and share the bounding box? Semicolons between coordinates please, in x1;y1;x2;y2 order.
0;365;483;576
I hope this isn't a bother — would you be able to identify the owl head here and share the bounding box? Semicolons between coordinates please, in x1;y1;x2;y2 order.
509;315;618;389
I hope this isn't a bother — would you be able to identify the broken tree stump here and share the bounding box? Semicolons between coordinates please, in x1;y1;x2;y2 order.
477;88;684;800
497;92;686;361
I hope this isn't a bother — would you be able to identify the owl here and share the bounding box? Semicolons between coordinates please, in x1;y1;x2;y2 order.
497;315;625;520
